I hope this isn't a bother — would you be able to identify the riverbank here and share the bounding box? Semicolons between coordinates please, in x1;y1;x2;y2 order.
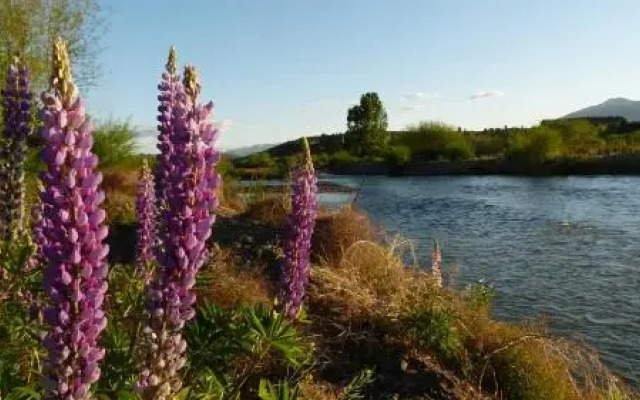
235;180;356;193
325;153;640;176
90;170;639;399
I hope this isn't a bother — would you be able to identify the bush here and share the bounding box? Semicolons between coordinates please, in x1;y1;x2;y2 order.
507;127;563;164
236;152;278;169
329;150;361;168
92;119;139;169
384;145;412;167
399;121;475;161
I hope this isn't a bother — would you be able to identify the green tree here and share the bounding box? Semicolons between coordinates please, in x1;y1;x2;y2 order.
92;119;138;169
0;0;106;92
345;92;389;156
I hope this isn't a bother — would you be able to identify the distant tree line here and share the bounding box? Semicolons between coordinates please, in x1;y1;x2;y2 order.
233;92;640;176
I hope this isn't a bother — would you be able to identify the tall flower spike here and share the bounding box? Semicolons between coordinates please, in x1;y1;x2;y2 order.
431;240;442;288
136;159;156;277
0;57;33;240
136;64;222;398
39;37;109;399
155;46;180;217
281;137;318;320
25;180;46;273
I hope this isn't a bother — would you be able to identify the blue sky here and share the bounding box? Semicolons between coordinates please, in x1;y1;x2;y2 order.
85;0;640;152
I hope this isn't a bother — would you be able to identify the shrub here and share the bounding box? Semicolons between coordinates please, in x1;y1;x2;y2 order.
404;306;464;362
329;150;360;168
507;127;563;164
92;118;139;169
400;121;475;161
237;152;278;169
384;145;412;167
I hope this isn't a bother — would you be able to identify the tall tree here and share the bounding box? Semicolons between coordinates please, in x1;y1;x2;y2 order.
345;92;389;156
0;0;106;93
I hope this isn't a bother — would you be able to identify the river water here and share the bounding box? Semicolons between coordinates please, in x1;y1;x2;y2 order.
318;174;640;388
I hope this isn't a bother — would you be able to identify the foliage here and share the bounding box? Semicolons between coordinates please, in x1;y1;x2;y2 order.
383;145;412;167
236;152;278;170
345;92;389;156
184;303;310;398
258;379;301;400
0;0;105;91
92;119;140;169
0;240;45;398
506;126;563;164
462;283;496;314
404;305;464;361
340;368;375;400
400;121;474;161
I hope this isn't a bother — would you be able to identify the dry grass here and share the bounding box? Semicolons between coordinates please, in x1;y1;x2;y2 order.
103;191;136;224
298;377;340;400
195;244;272;308
102;169;138;195
242;195;290;226
306;212;638;400
312;206;377;265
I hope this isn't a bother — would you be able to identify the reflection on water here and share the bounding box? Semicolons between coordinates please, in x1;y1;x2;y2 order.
322;175;640;388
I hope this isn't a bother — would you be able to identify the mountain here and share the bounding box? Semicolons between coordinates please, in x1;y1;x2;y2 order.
225;143;277;158
563;97;640;121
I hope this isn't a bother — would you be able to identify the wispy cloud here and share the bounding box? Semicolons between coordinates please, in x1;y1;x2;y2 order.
401;103;423;111
401;91;440;112
403;91;440;102
469;90;505;100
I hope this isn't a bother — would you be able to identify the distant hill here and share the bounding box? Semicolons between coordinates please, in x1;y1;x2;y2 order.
563;97;640;121
225;143;277;159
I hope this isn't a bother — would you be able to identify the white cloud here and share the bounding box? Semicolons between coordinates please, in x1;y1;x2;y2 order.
403;91;440;101
401;104;423;111
470;90;505;100
400;91;440;112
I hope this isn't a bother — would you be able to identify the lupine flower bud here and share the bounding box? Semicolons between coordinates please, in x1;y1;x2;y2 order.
281;137;318;320
39;37;109;399
0;58;33;240
431;240;442;288
136;60;221;398
136;159;156;277
155;46;179;213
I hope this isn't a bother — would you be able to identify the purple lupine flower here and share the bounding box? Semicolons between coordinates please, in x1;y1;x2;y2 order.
0;58;32;240
154;46;179;213
431;240;442;288
24;181;47;273
136;159;156;277
38;37;109;399
136;63;221;398
281;137;318;320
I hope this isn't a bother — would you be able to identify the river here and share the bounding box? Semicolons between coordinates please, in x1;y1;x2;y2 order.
317;174;640;388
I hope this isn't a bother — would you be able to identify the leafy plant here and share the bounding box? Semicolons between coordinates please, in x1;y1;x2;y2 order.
341;368;375;400
258;379;300;400
92;119;139;169
183;304;310;399
463;282;496;313
405;306;463;361
243;305;307;366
